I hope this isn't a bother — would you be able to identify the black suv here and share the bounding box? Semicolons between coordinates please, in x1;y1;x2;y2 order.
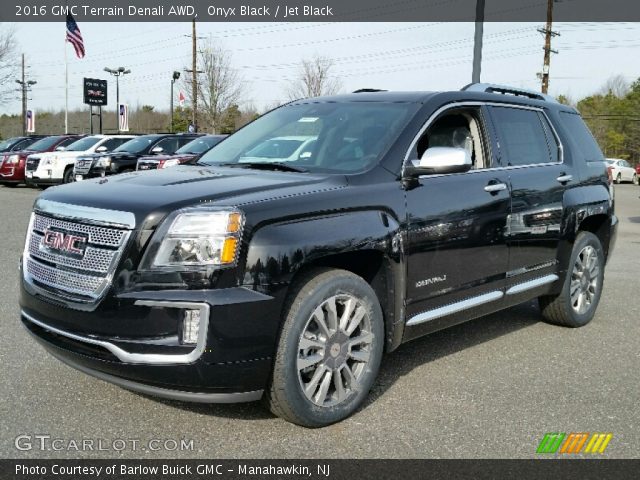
73;134;201;180
20;84;617;427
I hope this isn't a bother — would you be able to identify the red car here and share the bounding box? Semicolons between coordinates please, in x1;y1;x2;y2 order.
136;135;226;171
0;135;83;187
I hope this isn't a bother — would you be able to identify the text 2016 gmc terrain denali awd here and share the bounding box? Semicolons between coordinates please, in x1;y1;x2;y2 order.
20;84;617;427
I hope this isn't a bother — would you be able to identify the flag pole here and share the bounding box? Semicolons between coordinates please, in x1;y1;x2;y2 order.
64;35;68;134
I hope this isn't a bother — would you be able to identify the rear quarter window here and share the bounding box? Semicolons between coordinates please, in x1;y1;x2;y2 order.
558;112;605;162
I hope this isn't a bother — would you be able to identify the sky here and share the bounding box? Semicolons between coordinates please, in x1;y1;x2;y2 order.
2;21;640;116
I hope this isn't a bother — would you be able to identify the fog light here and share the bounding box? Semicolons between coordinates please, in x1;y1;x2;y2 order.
182;309;201;344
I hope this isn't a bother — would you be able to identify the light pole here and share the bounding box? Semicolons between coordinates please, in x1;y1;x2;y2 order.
16;53;37;136
104;66;131;133
170;71;181;133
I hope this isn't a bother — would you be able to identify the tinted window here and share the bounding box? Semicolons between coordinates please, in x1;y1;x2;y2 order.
26;136;64;151
559;112;605;162
101;138;131;151
176;136;223;154
115;136;159;153
65;136;101;151
155;137;182;154
490;107;558;166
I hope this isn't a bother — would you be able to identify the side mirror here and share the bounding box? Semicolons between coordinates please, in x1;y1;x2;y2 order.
404;146;472;177
151;146;164;154
95;145;108;153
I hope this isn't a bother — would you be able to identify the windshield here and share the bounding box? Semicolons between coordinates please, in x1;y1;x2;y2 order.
0;139;16;151
64;136;102;152
176;136;223;155
198;102;419;173
114;136;158;153
26;136;63;151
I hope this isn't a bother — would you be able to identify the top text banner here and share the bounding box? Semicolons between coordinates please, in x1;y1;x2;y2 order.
5;0;640;22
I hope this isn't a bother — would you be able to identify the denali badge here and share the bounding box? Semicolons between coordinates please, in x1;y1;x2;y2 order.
41;228;88;259
416;275;447;288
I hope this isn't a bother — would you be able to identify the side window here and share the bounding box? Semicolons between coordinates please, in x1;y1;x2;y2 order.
558;111;605;162
414;107;491;169
12;139;31;151
58;138;78;149
177;137;196;149
154;137;180;154
101;138;125;151
489;107;558;166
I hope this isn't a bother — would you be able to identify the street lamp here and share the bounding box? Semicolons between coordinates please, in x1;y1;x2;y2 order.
170;71;181;133
104;66;131;133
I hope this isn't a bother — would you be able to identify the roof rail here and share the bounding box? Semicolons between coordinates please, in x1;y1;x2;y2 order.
352;88;388;93
461;83;557;103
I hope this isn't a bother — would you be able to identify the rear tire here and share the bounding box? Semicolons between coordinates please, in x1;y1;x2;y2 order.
266;268;384;427
538;231;604;327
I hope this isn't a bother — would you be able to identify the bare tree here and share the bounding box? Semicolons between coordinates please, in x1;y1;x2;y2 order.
185;41;243;133
286;55;342;101
600;74;630;98
0;24;17;103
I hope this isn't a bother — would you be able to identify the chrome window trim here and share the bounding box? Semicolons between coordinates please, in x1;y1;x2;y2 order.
34;199;136;229
22;300;209;365
402;101;564;175
406;290;504;327
505;274;559;295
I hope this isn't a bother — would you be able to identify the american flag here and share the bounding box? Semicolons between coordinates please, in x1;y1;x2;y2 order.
66;13;85;59
119;104;129;132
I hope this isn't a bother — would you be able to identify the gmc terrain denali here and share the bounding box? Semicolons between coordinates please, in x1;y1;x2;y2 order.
20;84;617;427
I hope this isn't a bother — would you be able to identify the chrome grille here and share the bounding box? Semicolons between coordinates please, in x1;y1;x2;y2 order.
26;156;41;172
33;214;127;247
25;257;105;298
24;212;132;302
29;232;116;274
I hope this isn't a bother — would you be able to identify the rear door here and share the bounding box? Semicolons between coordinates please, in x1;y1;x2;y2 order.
487;105;566;290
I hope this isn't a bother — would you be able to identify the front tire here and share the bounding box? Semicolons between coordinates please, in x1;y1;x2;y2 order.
63;167;74;184
633;173;638;185
539;231;605;327
615;173;622;184
266;268;384;427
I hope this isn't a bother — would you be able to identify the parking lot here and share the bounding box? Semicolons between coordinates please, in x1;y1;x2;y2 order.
0;183;638;459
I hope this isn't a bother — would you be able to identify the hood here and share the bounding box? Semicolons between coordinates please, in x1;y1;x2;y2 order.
39;150;86;159
38;165;341;229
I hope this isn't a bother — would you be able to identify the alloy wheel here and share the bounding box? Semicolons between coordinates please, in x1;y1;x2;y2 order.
570;245;600;315
297;294;373;407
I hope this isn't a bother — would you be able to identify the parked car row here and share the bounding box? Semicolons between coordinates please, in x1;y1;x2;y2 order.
0;133;228;187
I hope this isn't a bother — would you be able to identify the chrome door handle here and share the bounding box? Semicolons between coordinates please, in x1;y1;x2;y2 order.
484;183;507;193
557;174;573;183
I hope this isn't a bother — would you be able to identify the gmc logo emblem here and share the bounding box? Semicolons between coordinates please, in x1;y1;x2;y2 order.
41;228;88;258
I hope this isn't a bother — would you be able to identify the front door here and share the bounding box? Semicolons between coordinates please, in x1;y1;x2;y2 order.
405;105;510;333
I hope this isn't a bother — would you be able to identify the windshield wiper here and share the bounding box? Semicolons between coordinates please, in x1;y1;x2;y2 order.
214;162;308;173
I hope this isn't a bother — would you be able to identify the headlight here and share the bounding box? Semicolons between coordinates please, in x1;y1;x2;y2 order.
160;159;181;169
95;156;111;167
7;155;20;164
150;208;244;268
41;156;55;166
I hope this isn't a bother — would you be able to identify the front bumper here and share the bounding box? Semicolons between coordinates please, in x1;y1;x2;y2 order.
20;283;281;402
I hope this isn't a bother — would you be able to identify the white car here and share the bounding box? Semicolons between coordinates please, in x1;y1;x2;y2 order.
239;136;317;163
25;134;135;186
606;158;637;184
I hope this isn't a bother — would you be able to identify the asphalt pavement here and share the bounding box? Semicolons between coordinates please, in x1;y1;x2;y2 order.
1;183;638;458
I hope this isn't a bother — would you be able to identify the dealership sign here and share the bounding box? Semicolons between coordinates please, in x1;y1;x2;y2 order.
83;78;108;106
